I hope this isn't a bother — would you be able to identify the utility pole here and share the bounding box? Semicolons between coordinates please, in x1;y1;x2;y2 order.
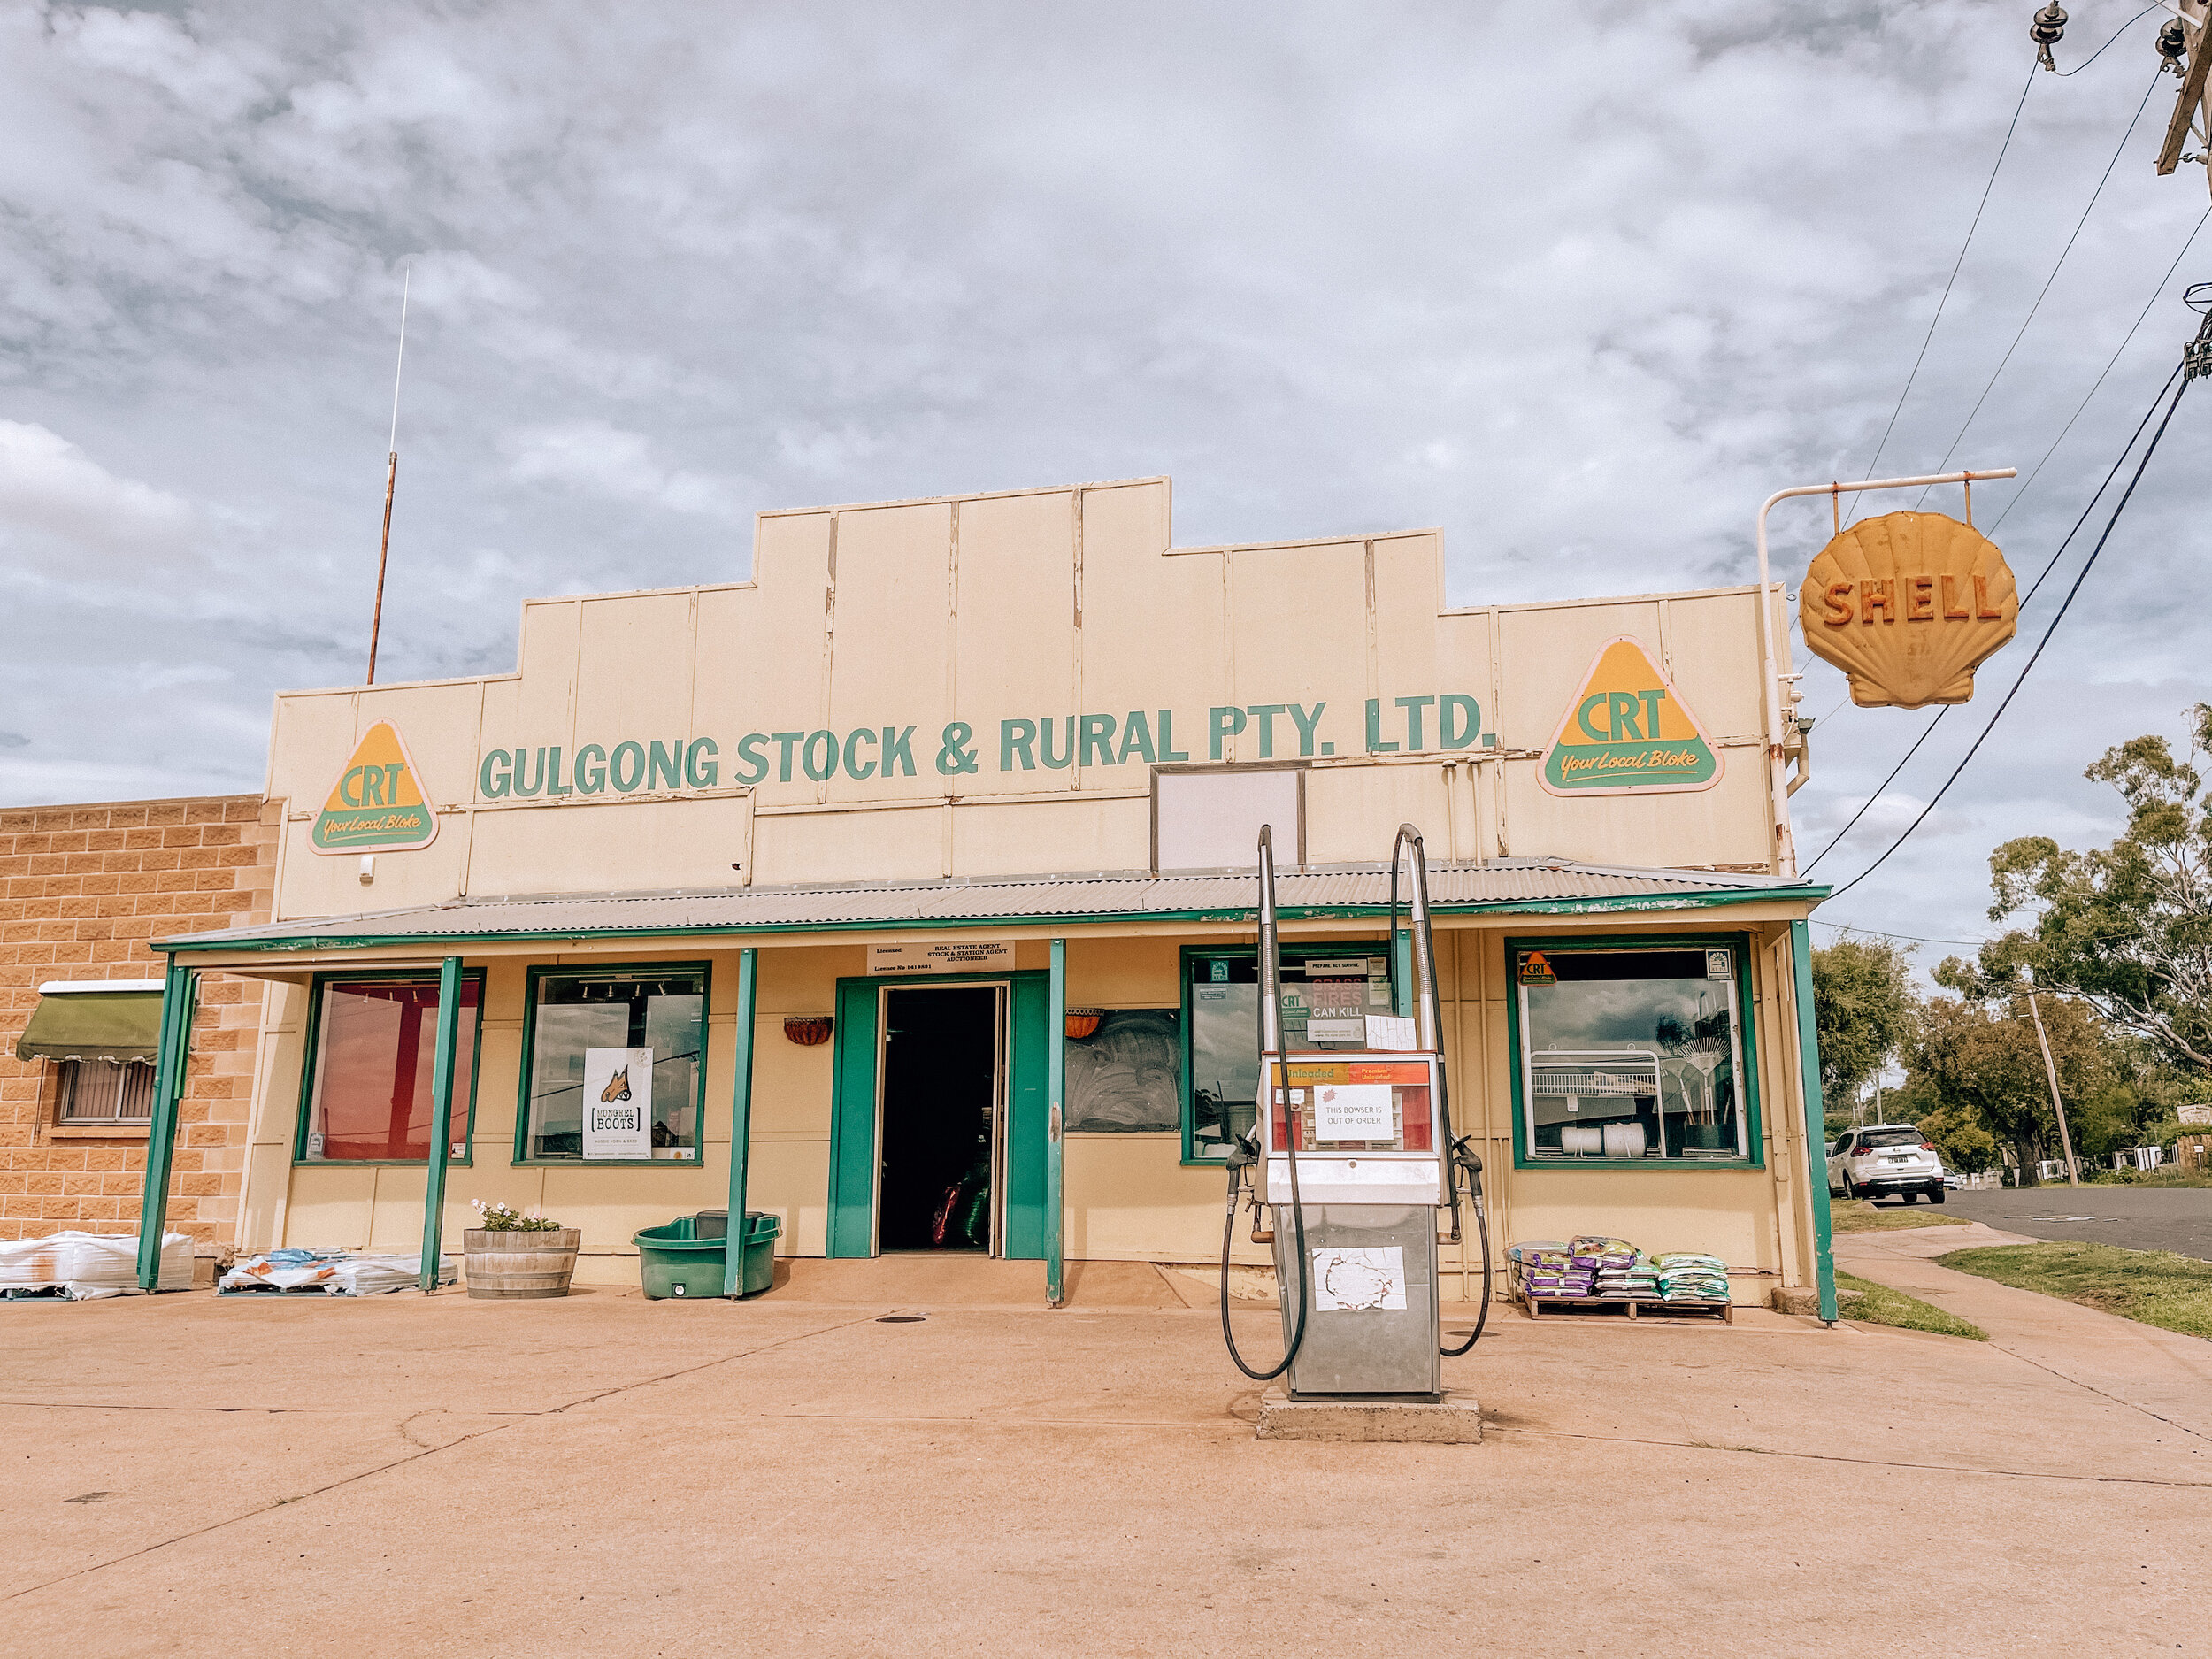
2155;0;2212;197
2023;975;2080;1188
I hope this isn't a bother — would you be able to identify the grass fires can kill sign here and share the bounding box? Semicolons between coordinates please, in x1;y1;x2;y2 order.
581;1047;653;1159
1540;638;1719;796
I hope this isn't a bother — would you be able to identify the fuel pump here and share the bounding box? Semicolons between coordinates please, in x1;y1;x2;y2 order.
1218;822;1491;1398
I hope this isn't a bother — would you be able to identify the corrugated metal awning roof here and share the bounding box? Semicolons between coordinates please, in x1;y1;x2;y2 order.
157;859;1823;956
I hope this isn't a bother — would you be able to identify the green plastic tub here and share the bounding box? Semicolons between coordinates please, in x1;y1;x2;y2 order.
633;1212;783;1300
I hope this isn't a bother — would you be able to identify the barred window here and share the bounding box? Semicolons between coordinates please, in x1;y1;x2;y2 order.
55;1058;156;1124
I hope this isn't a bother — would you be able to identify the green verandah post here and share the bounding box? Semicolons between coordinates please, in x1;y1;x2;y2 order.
1046;938;1065;1306
134;956;197;1291
1789;922;1839;1323
418;955;465;1294
722;947;759;1297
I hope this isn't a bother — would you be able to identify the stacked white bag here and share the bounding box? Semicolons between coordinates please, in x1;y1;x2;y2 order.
0;1231;193;1298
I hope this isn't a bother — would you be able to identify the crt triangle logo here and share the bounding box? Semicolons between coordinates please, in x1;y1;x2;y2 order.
1540;638;1721;796
311;721;439;853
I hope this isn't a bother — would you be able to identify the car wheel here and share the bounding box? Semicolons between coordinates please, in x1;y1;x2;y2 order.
1930;1186;1945;1205
1843;1177;1859;1201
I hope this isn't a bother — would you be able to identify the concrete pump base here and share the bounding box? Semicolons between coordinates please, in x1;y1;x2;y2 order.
1256;1386;1484;1442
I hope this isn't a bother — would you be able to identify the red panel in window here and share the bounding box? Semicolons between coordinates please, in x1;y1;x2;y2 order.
311;979;478;1160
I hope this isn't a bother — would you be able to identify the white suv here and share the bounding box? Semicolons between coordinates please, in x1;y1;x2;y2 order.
1827;1125;1946;1205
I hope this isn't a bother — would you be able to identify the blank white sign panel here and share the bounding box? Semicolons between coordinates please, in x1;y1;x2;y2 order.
1154;768;1301;871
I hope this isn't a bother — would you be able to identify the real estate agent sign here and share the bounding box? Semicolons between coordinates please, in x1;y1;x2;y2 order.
582;1047;654;1159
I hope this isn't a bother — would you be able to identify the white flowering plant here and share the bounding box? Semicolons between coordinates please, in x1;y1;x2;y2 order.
471;1200;564;1233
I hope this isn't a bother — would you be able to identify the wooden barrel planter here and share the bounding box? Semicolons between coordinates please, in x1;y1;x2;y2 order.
462;1228;581;1299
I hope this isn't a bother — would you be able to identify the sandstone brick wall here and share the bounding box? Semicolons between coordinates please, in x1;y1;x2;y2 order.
0;795;278;1248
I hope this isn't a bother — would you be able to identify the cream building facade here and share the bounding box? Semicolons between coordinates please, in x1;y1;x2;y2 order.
139;475;1836;1310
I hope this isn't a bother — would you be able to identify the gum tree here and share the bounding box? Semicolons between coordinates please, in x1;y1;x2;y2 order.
1966;703;2212;1078
1811;934;1917;1126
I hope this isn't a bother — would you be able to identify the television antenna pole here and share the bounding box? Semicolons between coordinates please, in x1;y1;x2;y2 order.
366;269;410;686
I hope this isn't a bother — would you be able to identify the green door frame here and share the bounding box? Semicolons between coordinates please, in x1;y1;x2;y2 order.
1788;921;1839;1322
417;955;465;1294
134;955;197;1290
1046;938;1065;1307
722;947;759;1296
827;971;1052;1264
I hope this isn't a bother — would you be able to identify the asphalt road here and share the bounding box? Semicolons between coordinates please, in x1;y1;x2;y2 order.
1936;1184;2212;1260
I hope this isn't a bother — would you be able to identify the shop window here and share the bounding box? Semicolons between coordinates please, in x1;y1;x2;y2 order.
302;975;481;1162
1064;1010;1182;1133
521;965;707;1162
1511;942;1755;1164
54;1058;156;1124
1181;946;1394;1162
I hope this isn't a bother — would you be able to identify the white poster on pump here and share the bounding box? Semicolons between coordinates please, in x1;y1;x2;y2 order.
582;1046;654;1159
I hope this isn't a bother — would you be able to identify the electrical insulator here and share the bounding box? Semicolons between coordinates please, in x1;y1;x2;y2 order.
2159;17;2189;76
2184;284;2212;385
2030;2;2068;72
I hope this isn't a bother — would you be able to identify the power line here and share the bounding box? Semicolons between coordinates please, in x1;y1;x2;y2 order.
1910;69;2165;507
1847;64;2038;513
1830;371;2193;899
1801;357;2185;875
1989;203;2212;534
1810;919;1989;946
2055;3;2165;74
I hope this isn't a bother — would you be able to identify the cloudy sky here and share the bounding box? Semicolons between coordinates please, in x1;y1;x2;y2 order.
3;0;2207;958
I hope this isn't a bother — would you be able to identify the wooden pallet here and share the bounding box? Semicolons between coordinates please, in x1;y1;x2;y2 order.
1520;1294;1732;1325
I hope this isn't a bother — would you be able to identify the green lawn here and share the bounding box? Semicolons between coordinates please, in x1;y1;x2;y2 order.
1938;1242;2212;1341
1832;1271;1987;1340
1828;1197;1969;1233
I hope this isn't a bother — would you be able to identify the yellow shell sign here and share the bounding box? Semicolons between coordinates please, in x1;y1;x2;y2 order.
311;721;438;854
1800;511;2016;710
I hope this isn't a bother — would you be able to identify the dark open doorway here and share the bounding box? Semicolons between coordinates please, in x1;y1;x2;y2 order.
879;987;999;1252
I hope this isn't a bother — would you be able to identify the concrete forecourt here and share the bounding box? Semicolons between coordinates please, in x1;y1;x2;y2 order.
4;1240;2205;1657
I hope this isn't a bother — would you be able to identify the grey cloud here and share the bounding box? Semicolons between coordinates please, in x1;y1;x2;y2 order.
0;0;2205;953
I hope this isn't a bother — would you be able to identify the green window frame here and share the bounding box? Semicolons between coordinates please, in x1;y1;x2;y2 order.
1505;932;1764;1171
294;969;486;1166
1178;941;1396;1165
513;960;713;1167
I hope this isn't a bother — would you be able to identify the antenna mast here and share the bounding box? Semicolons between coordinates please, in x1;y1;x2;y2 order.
366;269;410;685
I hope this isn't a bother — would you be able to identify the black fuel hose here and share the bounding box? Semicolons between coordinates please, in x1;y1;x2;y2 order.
1440;1144;1491;1357
1218;1112;1311;1383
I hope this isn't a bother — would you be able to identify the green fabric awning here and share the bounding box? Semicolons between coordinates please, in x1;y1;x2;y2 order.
15;990;163;1064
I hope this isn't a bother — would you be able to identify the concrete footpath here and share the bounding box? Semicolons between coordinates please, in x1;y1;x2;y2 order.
2;1256;2205;1658
1836;1220;2212;1447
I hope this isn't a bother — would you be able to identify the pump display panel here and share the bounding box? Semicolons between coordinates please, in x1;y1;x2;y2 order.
1260;1052;1446;1207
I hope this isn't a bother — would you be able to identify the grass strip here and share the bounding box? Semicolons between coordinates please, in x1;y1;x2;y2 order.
1828;1198;1970;1233
1938;1241;2212;1341
1832;1271;1987;1340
